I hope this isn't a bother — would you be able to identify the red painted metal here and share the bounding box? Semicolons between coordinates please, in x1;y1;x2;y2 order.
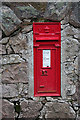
33;22;61;96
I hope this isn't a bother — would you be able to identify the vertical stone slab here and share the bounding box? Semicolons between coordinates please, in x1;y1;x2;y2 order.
27;31;34;97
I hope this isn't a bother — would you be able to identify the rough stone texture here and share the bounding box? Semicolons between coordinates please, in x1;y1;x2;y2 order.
27;31;34;97
0;44;6;55
10;4;40;20
62;38;79;62
7;33;28;60
20;99;42;119
2;84;19;98
2;99;15;118
2;54;25;65
0;44;2;54
18;83;28;97
61;26;80;38
2;62;28;84
0;29;2;40
44;2;72;21
40;102;76;119
61;15;69;25
22;25;32;33
60;24;79;99
0;37;9;44
0;98;2;120
0;6;22;36
78;52;80;107
3;2;47;13
69;2;80;27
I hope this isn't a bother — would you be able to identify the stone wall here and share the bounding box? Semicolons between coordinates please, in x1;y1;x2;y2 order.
0;2;80;120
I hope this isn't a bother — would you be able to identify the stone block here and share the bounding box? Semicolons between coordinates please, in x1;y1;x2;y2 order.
0;98;2;120
18;83;28;97
2;99;15;119
2;84;19;98
12;5;40;20
27;32;33;97
44;2;72;21
69;2;80;27
0;37;9;44
0;44;6;55
40;102;75;119
9;33;27;53
2;54;25;65
0;6;22;36
2;62;28;84
0;29;2;40
20;99;42;119
7;33;28;60
62;38;79;62
22;25;32;33
61;26;79;37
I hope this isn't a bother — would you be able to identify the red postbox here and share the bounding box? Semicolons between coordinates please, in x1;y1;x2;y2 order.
33;22;61;96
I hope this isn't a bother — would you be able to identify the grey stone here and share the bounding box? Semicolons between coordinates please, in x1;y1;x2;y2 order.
40;102;75;119
44;2;72;21
0;6;22;36
22;25;32;33
64;62;76;74
61;61;74;99
20;99;42;119
66;84;76;96
3;2;47;14
17;83;28;97
69;2;80;27
27;31;34;97
21;84;28;96
0;98;2;119
0;44;6;55
0;29;2;40
0;37;9;44
72;101;79;111
7;33;28;60
6;44;13;54
0;44;2;54
62;38;79;62
22;19;31;25
61;26;80;37
2;99;15;119
74;57;78;74
2;54;25;65
74;34;80;42
2;84;19;98
61;23;69;30
77;110;80;120
61;15;69;25
46;97;58;102
12;5;40;20
2;62;28;84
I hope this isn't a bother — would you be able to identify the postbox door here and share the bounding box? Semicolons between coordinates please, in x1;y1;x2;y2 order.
34;46;61;96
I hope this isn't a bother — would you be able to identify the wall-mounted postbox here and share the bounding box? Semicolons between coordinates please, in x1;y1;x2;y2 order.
33;22;61;96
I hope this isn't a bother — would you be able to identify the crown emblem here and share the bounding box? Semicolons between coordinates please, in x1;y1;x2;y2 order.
44;26;50;33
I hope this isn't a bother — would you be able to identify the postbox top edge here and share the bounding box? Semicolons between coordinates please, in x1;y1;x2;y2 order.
33;22;60;25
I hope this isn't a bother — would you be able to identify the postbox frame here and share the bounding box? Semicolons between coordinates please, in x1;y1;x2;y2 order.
33;22;61;97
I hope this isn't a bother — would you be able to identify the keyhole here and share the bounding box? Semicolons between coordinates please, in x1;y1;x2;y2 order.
42;71;44;75
45;71;47;73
